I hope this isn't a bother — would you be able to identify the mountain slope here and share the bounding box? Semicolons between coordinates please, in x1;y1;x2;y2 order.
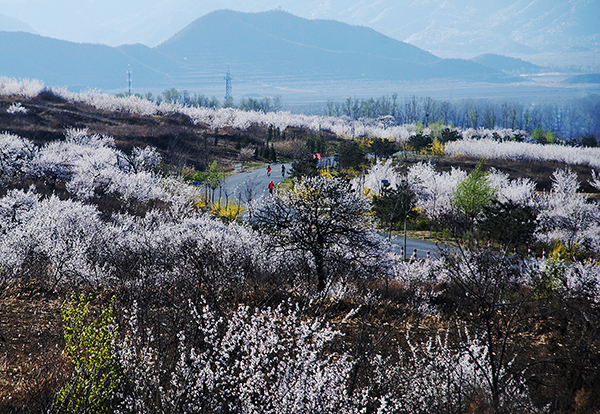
470;54;542;74
291;0;600;58
159;10;440;65
155;10;506;84
0;31;173;91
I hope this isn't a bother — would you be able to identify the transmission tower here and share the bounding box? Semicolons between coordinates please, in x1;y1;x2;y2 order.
127;64;132;95
224;66;232;101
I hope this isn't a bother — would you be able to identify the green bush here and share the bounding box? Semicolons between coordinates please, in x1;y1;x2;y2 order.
54;293;119;414
415;219;430;231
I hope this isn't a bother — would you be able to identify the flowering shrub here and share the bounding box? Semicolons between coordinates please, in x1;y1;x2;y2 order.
113;293;541;414
362;160;600;255
167;300;354;414
367;324;534;414
26;128;168;203
0;132;36;182
113;294;538;414
6;102;27;114
486;168;537;205
535;169;600;252
407;162;467;222
446;138;600;168
113;298;360;414
51;88;177;117
0;193;105;285
0;76;45;98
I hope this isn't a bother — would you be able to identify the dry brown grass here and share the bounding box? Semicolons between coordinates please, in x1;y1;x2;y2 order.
0;282;67;413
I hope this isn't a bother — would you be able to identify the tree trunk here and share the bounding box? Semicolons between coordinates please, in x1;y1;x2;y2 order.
313;242;326;291
403;217;407;260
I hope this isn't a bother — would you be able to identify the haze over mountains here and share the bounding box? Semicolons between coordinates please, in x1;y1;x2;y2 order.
1;8;598;105
1;11;515;92
1;0;598;68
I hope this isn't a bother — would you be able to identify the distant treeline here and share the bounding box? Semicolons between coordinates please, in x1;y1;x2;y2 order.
118;89;600;144
118;88;283;113
323;94;600;143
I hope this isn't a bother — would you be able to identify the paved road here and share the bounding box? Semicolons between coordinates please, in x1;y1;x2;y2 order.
219;162;293;205
388;234;442;259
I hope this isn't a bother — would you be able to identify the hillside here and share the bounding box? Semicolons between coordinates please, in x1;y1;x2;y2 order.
1;91;598;194
1;87;600;414
156;10;440;67
0;91;269;172
155;10;512;85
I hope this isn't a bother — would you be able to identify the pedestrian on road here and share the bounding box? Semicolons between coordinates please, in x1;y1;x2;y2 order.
267;165;271;176
281;164;286;177
268;180;274;195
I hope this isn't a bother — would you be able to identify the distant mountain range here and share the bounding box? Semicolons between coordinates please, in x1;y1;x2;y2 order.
1;0;598;65
1;10;529;96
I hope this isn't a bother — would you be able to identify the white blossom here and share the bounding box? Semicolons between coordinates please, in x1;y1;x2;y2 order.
446;138;600;169
0;76;44;98
0;195;104;284
536;169;600;252
6;102;27;114
0;132;36;181
487;168;536;206
407;162;466;221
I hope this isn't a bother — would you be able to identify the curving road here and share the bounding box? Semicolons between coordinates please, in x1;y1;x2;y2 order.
220;162;293;205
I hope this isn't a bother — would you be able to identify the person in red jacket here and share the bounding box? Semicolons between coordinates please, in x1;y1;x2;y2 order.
267;165;271;176
268;179;274;195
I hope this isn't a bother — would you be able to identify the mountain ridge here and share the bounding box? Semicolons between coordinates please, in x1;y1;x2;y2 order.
159;10;440;65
